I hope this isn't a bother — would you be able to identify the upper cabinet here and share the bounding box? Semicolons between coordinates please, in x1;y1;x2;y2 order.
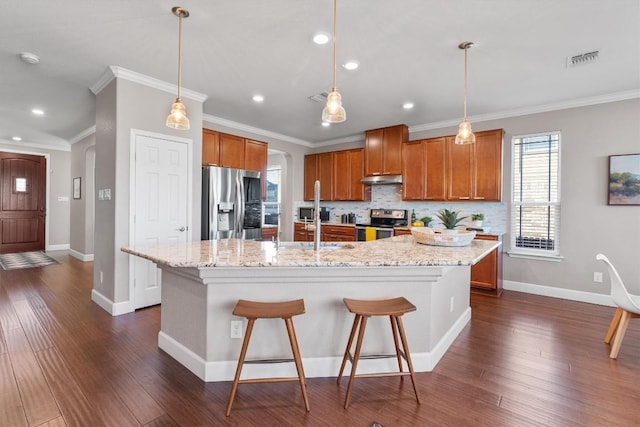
202;129;220;166
304;153;334;201
305;149;370;202
402;137;447;201
332;149;370;201
447;129;503;201
202;129;269;199
364;124;408;176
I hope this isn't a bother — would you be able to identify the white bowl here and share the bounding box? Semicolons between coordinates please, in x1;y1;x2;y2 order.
411;227;476;246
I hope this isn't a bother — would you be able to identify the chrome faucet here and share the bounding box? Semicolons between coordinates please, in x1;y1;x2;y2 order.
313;180;321;250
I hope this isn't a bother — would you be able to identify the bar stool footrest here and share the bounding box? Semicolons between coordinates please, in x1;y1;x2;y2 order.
238;377;303;384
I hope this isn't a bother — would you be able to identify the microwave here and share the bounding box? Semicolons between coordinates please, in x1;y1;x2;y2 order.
299;207;329;222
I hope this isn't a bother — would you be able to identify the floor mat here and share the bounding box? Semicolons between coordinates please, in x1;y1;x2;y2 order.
0;251;59;270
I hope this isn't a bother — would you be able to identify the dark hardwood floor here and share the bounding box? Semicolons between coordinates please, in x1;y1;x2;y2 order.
1;252;638;426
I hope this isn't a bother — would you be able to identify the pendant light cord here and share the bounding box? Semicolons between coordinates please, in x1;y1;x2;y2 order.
331;0;337;92
463;45;468;121
177;11;183;100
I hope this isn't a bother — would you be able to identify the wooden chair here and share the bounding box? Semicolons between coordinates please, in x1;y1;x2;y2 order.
337;297;421;408
225;299;310;416
597;254;640;359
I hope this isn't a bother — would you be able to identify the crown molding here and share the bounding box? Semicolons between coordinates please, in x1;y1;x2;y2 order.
90;66;208;103
202;114;314;147
0;138;70;152
410;89;640;134
69;125;96;145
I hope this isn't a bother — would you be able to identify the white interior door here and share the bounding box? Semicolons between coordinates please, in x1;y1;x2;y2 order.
133;133;190;309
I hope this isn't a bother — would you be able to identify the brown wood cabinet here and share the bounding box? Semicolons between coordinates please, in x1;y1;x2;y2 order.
402;137;447;201
470;234;503;296
261;227;278;241
219;133;246;169
304;153;334;201
293;222;314;242
245;139;268;199
202;129;220;166
332;149;370;202
321;224;356;242
394;228;412;236
364;124;408;176
447;129;503;201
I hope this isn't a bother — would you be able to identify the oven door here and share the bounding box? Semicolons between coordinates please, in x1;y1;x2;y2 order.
376;229;393;240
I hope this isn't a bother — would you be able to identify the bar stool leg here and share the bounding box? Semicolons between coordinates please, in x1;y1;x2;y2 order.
390;315;405;377
395;316;421;404
337;314;361;384
344;315;368;409
604;307;623;344
284;317;310;411
226;318;255;417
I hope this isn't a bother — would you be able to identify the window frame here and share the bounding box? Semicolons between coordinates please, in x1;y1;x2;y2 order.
509;131;562;260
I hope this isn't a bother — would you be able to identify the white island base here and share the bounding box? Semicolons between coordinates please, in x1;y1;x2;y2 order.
157;264;472;382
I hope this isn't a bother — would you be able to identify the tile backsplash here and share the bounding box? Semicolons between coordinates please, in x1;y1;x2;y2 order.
293;184;506;234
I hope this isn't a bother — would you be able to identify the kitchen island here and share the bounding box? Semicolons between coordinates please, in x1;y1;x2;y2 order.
122;235;500;382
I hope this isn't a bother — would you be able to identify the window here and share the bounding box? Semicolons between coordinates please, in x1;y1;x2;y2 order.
510;132;561;258
263;166;281;225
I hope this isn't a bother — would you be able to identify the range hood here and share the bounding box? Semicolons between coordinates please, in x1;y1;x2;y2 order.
360;174;403;185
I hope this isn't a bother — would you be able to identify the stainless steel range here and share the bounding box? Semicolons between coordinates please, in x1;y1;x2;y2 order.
355;209;408;241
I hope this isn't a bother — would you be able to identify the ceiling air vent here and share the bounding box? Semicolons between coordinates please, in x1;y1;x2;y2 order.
567;50;599;67
308;92;328;103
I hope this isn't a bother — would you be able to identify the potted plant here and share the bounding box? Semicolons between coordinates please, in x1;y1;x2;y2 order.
420;216;433;227
436;209;468;233
471;213;485;228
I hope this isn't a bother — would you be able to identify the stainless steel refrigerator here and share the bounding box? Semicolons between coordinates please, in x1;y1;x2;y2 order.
201;166;262;241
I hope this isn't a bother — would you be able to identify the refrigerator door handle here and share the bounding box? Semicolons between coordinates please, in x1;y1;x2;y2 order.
237;172;245;237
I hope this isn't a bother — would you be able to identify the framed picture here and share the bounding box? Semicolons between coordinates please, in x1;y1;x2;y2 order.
608;153;640;205
73;177;81;199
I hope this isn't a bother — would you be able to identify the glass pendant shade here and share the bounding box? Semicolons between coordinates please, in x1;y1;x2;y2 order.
322;90;346;123
455;120;476;145
166;98;190;130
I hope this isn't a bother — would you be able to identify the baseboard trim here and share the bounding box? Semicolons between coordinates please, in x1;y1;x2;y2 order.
68;248;94;262
504;280;615;307
91;289;134;316
158;310;471;383
47;244;70;251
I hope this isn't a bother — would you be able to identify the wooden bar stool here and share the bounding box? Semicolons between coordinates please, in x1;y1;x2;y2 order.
337;297;421;408
225;299;310;416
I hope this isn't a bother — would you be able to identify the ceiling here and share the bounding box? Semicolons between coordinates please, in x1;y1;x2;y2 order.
2;0;639;148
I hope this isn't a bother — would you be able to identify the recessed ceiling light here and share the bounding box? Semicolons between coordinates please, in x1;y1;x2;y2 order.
31;108;45;115
321;121;330;127
20;52;40;64
252;94;264;102
402;102;415;110
313;33;330;45
12;136;22;141
342;61;359;71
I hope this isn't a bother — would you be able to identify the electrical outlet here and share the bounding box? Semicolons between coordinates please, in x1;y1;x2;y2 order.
230;320;243;339
450;296;454;312
100;271;103;284
593;272;603;283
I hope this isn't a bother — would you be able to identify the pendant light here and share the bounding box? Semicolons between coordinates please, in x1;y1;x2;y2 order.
322;0;346;123
455;41;475;145
166;6;190;130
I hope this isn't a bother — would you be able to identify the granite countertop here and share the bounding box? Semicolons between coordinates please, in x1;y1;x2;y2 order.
122;235;500;268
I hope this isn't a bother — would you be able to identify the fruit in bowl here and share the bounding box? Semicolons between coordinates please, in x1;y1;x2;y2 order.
412;220;424;226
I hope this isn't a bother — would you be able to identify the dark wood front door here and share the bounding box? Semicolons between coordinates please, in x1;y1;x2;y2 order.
0;152;46;253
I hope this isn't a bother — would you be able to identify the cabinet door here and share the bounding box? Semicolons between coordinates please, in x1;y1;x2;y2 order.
202;129;220;166
219;133;245;169
447;137;474;200
364;128;384;176
470;235;499;290
473;129;503;201
245;139;268;199
317;152;334;201
382;125;405;175
304;154;318;201
333;150;350;201
402;141;424;200
348;149;369;201
424;137;447;201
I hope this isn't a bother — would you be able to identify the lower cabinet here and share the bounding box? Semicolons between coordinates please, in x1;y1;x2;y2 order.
394;228;411;236
470;234;503;296
261;227;278;241
294;223;355;242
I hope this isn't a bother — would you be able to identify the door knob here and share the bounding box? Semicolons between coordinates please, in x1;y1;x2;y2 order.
177;226;186;232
